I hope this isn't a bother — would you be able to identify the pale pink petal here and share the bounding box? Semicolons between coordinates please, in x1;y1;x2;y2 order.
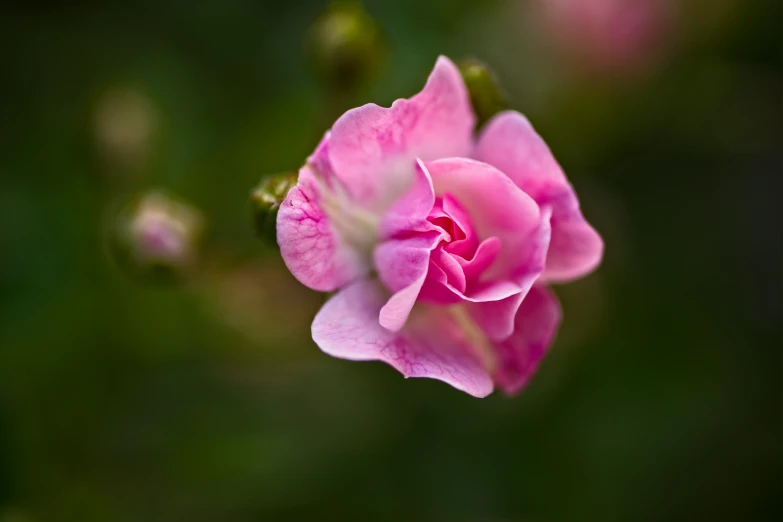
475;111;603;282
467;292;526;342
378;160;437;238
374;231;443;331
277;167;369;292
328;56;476;210
306;131;334;181
378;281;428;333
375;232;442;293
492;285;562;395
312;280;494;397
543;190;605;282
475;111;567;199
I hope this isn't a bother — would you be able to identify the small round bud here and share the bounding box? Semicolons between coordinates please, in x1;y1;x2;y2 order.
250;171;298;246
111;191;203;283
93;87;156;177
458;59;509;128
308;1;384;92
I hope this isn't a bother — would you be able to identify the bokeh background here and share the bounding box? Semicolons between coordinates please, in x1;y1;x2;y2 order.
0;0;780;521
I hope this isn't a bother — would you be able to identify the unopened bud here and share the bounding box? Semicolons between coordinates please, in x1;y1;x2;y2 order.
111;191;203;282
250;171;298;246
93;87;156;177
458;59;509;128
308;1;384;92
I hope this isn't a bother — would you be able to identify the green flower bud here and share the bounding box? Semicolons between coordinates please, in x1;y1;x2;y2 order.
458;58;509;128
308;1;384;93
93;87;156;177
111;191;203;283
250;171;298;246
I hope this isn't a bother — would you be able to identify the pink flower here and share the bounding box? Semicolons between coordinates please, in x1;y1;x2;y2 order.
537;0;675;73
277;57;603;397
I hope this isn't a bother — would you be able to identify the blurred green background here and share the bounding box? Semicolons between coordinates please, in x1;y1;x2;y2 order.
0;0;780;521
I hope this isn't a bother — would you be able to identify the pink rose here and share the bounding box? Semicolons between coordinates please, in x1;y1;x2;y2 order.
277;57;603;397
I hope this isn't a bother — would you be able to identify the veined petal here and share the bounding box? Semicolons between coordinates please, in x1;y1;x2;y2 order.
277;166;370;292
312;280;494;398
493;285;562;395
328;56;476;210
475;111;603;282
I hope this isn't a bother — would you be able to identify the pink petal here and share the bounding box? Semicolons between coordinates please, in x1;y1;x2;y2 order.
421;205;550;342
465;205;553;341
378;160;438;239
307;131;335;181
277;166;369;292
425;158;547;284
328;56;476;210
312;280;494;398
458;236;501;282
440;193;479;258
430;247;466;293
475;111;603;282
544;190;605;282
467;292;526;342
475;111;567;199
374;231;443;331
492;285;562;395
418;261;464;305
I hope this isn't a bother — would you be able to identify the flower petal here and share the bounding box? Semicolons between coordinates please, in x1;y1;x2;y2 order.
458;236;501;282
465;205;552;341
431;248;467;294
378;159;437;239
543;190;605;282
328;56;476;210
492;285;562;395
418;261;463;305
475;111;603;282
307;131;335;181
475;111;568;199
277;166;369;292
467;292;526;342
374;231;443;331
425;158;547;284
440;193;479;258
312;280;494;398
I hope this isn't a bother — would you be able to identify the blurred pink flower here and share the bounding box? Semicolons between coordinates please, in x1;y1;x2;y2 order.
129;192;201;267
538;0;674;73
277;57;602;397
